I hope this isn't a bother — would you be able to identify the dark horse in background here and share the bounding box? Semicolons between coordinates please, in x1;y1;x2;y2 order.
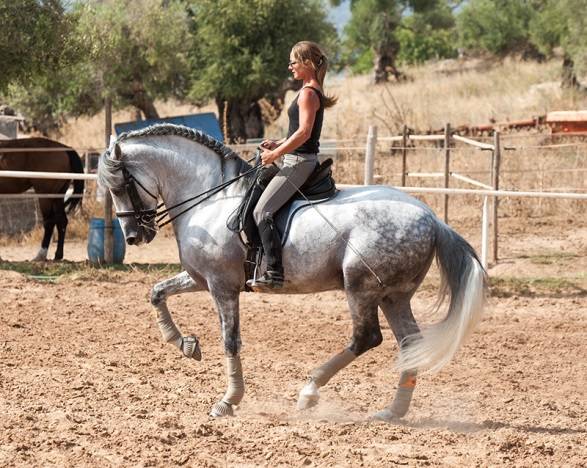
0;138;84;261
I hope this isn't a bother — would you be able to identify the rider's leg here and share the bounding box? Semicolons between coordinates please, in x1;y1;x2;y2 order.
251;155;316;288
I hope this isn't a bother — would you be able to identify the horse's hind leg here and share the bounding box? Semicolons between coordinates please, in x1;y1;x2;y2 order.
31;200;54;261
53;202;68;261
375;296;421;421
150;271;205;359
298;291;382;410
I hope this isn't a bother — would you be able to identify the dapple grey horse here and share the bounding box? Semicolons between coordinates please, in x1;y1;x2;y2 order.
98;124;487;420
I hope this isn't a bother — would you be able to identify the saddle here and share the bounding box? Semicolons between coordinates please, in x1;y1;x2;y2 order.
226;158;338;289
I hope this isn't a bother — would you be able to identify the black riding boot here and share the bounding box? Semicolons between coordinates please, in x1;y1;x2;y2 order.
251;218;284;289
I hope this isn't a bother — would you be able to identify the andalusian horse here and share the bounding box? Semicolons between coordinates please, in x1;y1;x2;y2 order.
98;124;487;420
0;137;84;261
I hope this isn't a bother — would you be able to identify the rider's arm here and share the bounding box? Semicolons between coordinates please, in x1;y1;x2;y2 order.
261;89;319;164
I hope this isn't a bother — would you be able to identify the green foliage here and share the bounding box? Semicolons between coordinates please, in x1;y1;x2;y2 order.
0;0;72;93
342;0;457;73
5;0;192;128
70;0;192;110
397;3;458;64
343;0;400;60
456;0;536;55
397;26;457;64
530;0;587;74
187;0;337;103
348;49;375;74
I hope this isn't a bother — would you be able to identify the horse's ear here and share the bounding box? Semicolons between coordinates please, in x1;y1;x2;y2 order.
113;143;122;160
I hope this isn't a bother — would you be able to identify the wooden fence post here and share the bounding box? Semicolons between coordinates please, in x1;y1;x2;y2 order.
364;125;377;185
104;96;114;264
492;130;501;263
443;123;451;223
401;125;407;186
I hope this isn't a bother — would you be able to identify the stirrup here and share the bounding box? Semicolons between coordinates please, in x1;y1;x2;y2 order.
246;270;284;290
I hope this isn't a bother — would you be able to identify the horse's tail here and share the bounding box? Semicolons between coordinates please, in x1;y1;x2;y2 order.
397;220;488;374
64;150;84;213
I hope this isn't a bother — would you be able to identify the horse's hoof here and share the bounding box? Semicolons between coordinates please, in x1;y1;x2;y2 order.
209;400;234;418
32;248;48;262
371;408;403;422
297;381;320;410
370;406;408;423
181;336;201;361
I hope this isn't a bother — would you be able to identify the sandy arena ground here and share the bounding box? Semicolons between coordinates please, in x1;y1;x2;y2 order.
0;218;585;466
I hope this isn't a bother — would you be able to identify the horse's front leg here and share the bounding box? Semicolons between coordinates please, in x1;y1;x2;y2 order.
208;285;244;418
150;271;205;359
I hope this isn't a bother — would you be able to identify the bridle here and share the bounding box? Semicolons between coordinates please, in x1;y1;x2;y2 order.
114;166;160;232
113;155;261;232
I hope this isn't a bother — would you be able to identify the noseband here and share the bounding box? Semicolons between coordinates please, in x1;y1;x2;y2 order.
115;166;159;231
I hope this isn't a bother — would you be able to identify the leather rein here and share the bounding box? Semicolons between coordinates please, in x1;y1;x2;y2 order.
115;157;260;230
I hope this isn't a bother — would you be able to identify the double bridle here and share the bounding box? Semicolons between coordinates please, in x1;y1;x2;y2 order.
114;156;261;232
114;166;160;232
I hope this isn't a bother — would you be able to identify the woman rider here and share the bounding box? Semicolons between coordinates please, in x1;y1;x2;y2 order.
248;41;337;290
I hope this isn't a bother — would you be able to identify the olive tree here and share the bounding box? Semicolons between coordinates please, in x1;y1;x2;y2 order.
0;0;72;93
186;0;337;142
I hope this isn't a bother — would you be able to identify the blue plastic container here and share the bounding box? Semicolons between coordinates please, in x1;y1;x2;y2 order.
87;217;126;264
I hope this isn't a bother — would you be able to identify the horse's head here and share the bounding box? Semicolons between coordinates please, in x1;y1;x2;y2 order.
98;142;159;245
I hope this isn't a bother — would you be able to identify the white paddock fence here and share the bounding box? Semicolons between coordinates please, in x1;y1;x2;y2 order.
1;126;586;266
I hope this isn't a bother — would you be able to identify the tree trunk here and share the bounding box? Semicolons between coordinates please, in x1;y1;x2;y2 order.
373;12;402;84
374;49;402;84
127;78;159;120
216;98;264;143
562;53;581;89
262;78;302;124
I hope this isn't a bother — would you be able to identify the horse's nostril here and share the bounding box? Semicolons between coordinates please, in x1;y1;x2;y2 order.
127;236;136;245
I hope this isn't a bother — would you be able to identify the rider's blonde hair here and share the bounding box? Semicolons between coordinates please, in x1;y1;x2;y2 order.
291;41;337;108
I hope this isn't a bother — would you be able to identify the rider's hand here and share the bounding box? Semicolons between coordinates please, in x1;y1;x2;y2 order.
260;139;278;150
261;149;280;166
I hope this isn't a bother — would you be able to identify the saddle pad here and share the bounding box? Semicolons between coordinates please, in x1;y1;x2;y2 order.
274;191;339;246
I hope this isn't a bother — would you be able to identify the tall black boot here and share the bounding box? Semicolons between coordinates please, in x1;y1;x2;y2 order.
248;217;284;289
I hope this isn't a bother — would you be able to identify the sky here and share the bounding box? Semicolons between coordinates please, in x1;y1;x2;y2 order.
327;0;351;33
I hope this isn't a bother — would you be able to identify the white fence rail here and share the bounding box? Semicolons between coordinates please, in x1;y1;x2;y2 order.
1;126;585;268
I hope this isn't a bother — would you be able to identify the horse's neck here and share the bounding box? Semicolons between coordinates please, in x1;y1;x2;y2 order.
138;138;247;215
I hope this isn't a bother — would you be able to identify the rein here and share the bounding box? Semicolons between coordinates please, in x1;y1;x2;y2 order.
156;162;260;227
116;155;260;230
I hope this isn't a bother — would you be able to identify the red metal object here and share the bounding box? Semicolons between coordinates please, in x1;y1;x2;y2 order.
546;111;587;134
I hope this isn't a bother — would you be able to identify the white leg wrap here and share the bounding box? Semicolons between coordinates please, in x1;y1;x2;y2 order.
310;348;357;387
155;304;182;348
221;355;245;406
373;372;417;421
32;248;48;262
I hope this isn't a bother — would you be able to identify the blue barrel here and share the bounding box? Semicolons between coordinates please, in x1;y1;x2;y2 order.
87;218;126;264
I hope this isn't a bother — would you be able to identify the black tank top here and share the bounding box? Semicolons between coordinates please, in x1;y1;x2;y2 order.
286;86;324;154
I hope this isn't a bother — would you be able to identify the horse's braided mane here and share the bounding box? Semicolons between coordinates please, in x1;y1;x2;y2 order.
117;123;241;161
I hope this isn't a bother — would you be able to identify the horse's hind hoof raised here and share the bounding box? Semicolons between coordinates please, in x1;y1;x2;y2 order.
209;400;234;418
181;335;201;361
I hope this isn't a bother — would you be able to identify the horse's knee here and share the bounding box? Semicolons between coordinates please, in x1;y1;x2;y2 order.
350;327;383;356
